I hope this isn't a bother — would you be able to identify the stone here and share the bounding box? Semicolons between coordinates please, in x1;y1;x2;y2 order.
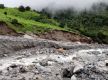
106;63;108;66
19;66;27;73
57;48;65;53
39;60;48;66
73;65;83;73
62;68;72;78
32;75;43;80
105;60;108;66
10;64;18;68
71;75;77;80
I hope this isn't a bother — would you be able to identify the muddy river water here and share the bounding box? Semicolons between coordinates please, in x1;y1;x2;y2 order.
0;35;108;80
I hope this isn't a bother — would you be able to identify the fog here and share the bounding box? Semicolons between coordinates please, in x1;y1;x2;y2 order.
0;0;108;11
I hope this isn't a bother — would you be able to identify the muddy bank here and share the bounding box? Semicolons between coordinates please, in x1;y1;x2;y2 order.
0;21;93;43
0;35;108;80
0;35;92;57
0;21;18;36
0;35;106;57
38;30;93;43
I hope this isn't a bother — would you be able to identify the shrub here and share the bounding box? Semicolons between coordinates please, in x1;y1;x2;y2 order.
33;9;36;12
0;4;5;9
11;19;18;24
59;22;65;28
4;12;7;15
97;32;106;39
25;6;31;11
18;5;25;12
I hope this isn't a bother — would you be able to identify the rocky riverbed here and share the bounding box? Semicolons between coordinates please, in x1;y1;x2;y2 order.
0;35;108;80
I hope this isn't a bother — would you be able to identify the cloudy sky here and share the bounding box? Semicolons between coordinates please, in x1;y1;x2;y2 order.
0;0;108;10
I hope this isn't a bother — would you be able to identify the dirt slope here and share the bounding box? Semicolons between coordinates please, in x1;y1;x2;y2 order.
0;21;18;36
0;22;92;43
38;30;93;43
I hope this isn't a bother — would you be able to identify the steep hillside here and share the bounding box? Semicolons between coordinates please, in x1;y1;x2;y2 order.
0;7;93;43
38;30;92;43
0;8;65;34
43;2;108;44
0;4;108;44
0;21;17;35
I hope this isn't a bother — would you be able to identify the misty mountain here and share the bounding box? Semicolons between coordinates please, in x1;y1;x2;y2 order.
0;0;108;11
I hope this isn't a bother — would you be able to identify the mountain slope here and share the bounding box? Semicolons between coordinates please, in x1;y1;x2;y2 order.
0;8;65;34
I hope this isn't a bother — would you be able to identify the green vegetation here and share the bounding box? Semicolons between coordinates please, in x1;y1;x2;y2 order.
0;3;108;44
42;2;108;43
0;7;65;34
18;5;26;12
25;6;31;11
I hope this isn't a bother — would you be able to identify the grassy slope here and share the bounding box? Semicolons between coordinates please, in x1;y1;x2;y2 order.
0;8;66;34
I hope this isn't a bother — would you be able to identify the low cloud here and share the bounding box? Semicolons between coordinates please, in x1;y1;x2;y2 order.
0;0;108;11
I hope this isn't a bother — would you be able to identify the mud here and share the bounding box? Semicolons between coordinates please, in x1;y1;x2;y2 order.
0;35;108;80
0;21;18;36
38;30;93;43
0;21;92;43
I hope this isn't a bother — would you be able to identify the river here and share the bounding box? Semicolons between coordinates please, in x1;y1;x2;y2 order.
0;35;108;80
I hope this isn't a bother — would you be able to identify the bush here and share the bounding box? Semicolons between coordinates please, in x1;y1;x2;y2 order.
4;12;7;15
97;32;106;39
25;6;31;11
59;22;65;28
11;19;18;24
0;4;5;9
18;5;25;12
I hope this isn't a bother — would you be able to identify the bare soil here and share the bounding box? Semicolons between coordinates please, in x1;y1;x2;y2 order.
38;30;93;43
0;22;92;43
0;21;18;36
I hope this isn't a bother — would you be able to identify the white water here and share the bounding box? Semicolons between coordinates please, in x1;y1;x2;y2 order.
0;48;108;70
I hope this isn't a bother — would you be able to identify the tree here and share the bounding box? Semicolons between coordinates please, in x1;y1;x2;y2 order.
105;6;108;11
18;5;25;12
0;4;5;9
25;6;31;11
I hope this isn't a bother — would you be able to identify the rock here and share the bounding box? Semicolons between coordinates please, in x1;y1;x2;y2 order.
71;75;77;80
19;66;27;73
10;64;18;68
62;68;72;78
48;61;55;66
32;75;43;80
57;48;65;53
106;63;108;66
105;60;108;66
62;66;74;79
73;65;83;73
39;59;48;66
